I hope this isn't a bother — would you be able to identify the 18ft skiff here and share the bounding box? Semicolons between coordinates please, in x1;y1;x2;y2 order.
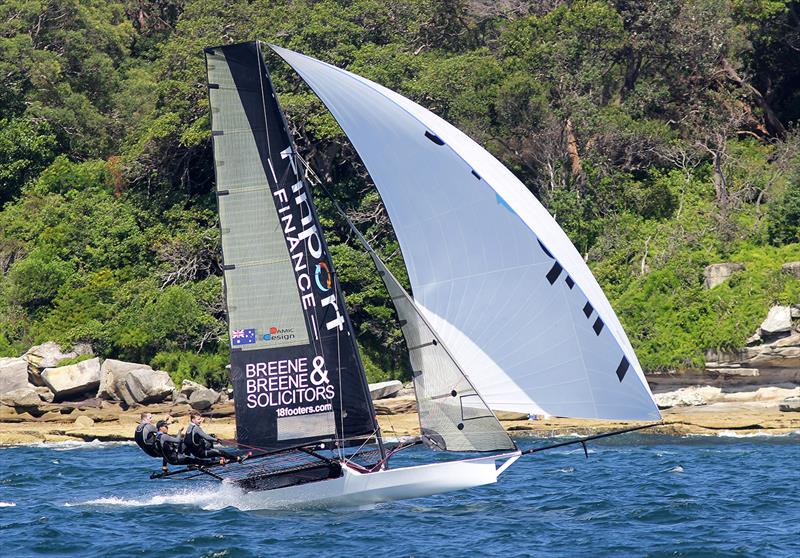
150;41;661;509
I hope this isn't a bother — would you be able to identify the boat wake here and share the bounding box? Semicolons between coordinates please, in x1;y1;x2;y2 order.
64;484;249;511
26;439;134;451
62;484;338;513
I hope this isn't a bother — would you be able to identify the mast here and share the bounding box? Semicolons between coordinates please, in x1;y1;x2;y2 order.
204;41;383;454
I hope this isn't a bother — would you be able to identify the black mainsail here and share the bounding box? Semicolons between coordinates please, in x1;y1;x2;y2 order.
204;42;378;452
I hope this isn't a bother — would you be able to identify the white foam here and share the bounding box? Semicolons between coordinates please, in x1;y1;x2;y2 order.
704;430;800;438
668;465;684;473
695;430;800;439
28;439;134;451
0;502;16;507
64;484;250;511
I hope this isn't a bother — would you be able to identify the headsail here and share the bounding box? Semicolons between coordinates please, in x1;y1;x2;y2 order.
205;42;379;451
270;45;661;421
316;183;514;452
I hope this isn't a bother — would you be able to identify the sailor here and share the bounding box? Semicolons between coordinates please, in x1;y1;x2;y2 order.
183;411;239;462
155;420;220;472
134;412;161;458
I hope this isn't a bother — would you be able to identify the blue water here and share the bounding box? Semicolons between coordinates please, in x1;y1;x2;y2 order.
1;434;798;557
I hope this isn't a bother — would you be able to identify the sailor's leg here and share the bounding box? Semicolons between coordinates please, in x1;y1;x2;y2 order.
178;454;220;467
197;447;240;461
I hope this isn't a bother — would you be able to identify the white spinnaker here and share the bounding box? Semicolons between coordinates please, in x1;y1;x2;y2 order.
271;45;660;421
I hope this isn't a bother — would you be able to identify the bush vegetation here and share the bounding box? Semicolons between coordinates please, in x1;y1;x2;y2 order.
1;1;799;385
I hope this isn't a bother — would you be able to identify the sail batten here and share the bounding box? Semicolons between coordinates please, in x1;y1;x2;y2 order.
270;45;660;421
206;42;379;451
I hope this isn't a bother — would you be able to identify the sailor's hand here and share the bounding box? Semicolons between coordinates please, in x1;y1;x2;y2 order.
162;466;169;472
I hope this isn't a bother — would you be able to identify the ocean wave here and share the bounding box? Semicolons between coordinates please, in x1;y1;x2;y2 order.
0;501;16;507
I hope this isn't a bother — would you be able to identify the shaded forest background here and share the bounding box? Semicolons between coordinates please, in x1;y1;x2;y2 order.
2;0;800;387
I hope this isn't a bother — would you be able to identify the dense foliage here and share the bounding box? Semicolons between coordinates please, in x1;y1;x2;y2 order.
1;0;799;385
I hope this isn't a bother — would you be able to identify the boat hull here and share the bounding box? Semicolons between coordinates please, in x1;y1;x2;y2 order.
228;453;518;510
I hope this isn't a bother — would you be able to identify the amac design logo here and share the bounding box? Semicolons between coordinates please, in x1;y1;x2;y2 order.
263;326;296;342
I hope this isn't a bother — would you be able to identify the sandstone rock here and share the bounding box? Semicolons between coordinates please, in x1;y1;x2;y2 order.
772;332;800;348
495;411;530;421
124;369;175;405
781;262;800;278
369;380;402;400
72;342;94;356
189;387;220;410
753;386;800;401
24;342;79;386
374;399;416;415
97;359;153;400
394;387;416;398
759;305;792;336
41;358;102;401
180;379;205;397
0;357;29;394
654;386;721;409
745;332;762;346
779;396;800;412
0;387;42;408
745;333;800;368
172;390;189;405
703;263;744;289
706;367;760;377
74;415;95;428
34;386;54;403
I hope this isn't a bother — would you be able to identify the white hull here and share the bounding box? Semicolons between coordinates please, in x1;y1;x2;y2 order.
229;452;520;510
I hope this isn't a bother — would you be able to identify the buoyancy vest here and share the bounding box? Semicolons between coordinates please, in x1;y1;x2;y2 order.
183;422;211;454
134;423;161;458
155;432;182;464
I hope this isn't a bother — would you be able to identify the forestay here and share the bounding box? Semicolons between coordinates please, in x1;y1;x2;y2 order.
271;45;661;421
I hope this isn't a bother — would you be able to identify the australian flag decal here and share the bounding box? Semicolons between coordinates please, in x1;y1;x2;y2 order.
231;328;257;346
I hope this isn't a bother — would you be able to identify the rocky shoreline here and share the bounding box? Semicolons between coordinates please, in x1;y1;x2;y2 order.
1;395;798;447
1;340;799;447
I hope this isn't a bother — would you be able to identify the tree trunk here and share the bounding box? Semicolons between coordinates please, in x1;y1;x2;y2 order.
721;57;786;137
564;118;583;179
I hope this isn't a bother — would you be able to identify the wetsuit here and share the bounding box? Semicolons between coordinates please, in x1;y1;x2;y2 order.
184;422;237;461
134;422;160;458
155;431;218;468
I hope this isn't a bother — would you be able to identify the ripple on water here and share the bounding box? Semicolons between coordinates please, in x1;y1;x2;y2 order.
0;436;797;557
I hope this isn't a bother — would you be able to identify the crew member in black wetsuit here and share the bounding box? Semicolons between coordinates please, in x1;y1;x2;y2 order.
155;420;220;472
183;411;239;462
134;412;160;458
